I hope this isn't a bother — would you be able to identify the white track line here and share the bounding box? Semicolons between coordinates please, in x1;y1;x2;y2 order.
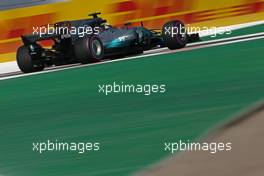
0;62;19;74
0;32;263;81
229;20;264;30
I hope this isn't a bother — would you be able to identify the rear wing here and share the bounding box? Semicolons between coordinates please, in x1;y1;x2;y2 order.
21;33;59;46
21;22;70;46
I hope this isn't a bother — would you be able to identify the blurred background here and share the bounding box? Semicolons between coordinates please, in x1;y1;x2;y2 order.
0;0;263;62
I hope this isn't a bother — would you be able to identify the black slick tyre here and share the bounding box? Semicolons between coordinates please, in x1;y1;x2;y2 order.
16;46;44;73
162;20;188;50
74;35;104;64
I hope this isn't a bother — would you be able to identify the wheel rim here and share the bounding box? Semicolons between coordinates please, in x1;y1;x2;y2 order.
179;25;187;42
91;39;102;57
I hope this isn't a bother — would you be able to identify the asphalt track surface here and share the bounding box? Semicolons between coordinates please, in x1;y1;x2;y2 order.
0;32;264;80
138;101;264;176
0;33;264;176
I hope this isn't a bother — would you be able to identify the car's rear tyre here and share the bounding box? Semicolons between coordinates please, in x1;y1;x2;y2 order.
74;36;92;64
162;20;188;50
16;46;44;73
74;35;104;64
90;36;104;60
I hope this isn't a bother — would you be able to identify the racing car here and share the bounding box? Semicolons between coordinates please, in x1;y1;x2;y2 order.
17;12;200;73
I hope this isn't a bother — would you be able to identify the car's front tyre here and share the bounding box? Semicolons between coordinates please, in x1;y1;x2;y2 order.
162;20;188;50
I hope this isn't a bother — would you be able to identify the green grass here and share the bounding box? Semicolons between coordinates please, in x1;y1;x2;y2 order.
0;38;264;176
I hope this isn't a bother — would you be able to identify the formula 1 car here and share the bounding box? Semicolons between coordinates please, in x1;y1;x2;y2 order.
17;12;200;73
